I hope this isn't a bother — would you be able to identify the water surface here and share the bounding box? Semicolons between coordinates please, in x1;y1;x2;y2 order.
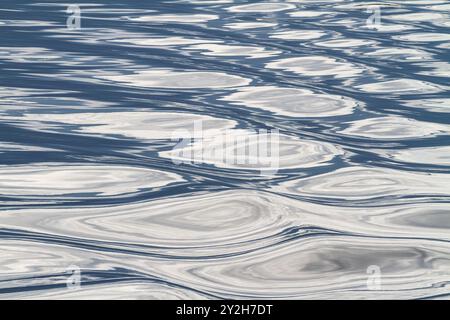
0;0;450;299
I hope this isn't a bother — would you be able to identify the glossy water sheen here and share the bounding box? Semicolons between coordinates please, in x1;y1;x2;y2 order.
1;0;449;300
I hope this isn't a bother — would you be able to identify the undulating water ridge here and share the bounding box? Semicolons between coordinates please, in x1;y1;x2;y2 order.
0;0;449;299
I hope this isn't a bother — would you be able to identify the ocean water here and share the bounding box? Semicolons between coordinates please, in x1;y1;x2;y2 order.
0;0;449;300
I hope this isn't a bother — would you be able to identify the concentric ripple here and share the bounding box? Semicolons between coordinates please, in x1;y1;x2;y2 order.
222;86;358;117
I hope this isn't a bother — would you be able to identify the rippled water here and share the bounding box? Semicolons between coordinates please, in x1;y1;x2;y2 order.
1;0;450;300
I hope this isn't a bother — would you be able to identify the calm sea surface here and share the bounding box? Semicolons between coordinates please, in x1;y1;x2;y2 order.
1;0;450;299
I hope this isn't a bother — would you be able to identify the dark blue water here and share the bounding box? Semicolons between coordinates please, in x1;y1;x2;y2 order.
0;0;449;299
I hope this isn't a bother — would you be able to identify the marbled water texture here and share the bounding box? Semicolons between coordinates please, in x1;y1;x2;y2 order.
0;0;449;299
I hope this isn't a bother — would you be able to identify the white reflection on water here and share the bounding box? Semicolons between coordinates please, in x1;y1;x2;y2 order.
223;86;358;117
98;69;252;89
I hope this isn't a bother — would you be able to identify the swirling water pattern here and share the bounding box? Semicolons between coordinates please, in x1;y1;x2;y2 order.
0;0;449;299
